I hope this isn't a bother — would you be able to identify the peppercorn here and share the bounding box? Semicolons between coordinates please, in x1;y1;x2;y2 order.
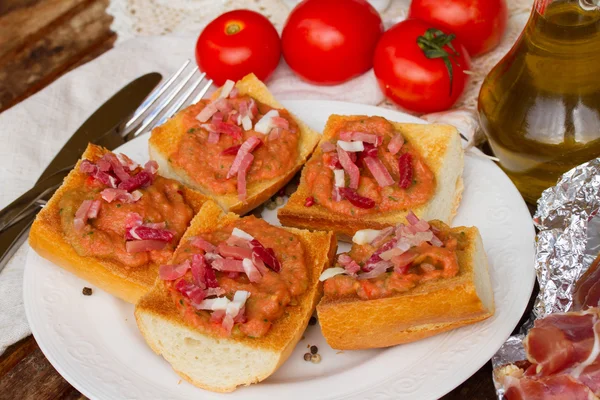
308;316;317;326
275;196;284;206
303;353;312;361
311;354;322;364
265;201;277;210
82;287;92;296
310;345;318;355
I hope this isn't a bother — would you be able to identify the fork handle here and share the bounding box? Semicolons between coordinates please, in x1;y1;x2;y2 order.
0;209;37;274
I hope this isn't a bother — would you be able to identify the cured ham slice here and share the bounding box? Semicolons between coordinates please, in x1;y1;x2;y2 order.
500;309;600;399
337;145;360;189
363;157;394;187
503;374;597;400
575;256;600;311
524;311;599;376
387;134;404;155
226;136;262;179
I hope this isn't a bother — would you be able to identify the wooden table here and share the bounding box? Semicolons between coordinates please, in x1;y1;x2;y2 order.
0;1;535;398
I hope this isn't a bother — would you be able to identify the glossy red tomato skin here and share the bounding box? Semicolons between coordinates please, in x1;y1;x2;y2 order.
408;0;508;57
373;19;471;114
281;0;384;85
195;10;281;86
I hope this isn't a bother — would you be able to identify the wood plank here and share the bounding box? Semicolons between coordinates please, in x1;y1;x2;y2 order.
0;0;88;58
0;343;80;400
0;0;115;112
0;0;43;17
0;336;38;378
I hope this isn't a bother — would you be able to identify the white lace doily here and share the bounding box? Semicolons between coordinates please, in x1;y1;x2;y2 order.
106;0;535;142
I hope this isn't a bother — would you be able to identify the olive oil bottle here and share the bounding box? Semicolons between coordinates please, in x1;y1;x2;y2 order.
478;0;600;203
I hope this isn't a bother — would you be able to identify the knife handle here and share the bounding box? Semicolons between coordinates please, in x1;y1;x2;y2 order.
0;209;37;274
0;173;65;233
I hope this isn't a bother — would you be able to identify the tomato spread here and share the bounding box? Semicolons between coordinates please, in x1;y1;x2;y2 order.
303;116;435;216
60;153;194;269
321;214;462;300
171;93;299;196
163;216;308;338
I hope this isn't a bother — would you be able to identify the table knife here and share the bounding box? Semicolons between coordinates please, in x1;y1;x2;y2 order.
0;73;162;272
0;73;162;233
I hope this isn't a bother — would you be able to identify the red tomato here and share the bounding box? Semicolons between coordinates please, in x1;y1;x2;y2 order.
195;10;281;86
281;0;383;85
373;19;471;114
408;0;508;57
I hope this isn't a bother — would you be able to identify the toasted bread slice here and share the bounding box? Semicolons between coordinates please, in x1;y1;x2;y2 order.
135;201;337;392
148;73;321;215
317;226;494;350
278;115;464;241
28;144;208;304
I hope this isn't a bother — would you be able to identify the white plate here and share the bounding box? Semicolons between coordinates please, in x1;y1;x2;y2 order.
24;100;535;400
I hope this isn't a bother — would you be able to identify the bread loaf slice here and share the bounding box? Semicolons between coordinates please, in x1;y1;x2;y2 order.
317;225;494;350
148;73;321;215
135;201;337;392
278;115;464;241
29;144;207;304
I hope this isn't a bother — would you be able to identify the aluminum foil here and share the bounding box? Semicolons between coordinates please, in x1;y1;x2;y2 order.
492;157;600;398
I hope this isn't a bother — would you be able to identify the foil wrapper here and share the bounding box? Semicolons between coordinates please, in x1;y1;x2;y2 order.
492;158;600;399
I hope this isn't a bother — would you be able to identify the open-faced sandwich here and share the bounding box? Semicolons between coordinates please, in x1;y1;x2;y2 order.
317;212;494;349
135;200;337;392
149;73;321;215
29;144;207;303
278;114;464;240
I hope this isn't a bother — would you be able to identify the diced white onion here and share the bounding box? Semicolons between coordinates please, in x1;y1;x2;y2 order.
319;267;347;282
219;80;235;99
232;227;254;241
337;140;364;152
254;110;279;134
226;290;250;318
196;297;230;311
241;115;253;131
333;169;345;188
131;190;143;201
352;229;383;245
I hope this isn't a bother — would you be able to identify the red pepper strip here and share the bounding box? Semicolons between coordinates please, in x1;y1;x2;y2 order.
398;153;413;189
221;144;242;155
339;188;375;209
250;239;281;272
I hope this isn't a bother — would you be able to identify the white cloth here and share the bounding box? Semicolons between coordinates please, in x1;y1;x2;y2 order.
0;0;534;354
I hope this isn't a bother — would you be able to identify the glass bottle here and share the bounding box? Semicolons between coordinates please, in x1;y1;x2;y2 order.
478;0;600;203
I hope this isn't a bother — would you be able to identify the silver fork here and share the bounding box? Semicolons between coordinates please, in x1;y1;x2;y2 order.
2;60;213;232
0;61;213;271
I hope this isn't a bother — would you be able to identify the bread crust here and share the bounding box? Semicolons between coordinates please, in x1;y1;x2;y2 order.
148;73;321;215
28;144;208;304
134;201;337;392
316;226;494;350
278;115;464;241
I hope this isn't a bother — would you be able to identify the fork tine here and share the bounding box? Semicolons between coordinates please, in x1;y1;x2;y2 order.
127;66;198;139
124;60;190;130
156;72;207;126
191;78;214;104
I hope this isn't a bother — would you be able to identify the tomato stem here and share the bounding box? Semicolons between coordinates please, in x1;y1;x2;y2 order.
416;29;461;96
226;23;241;35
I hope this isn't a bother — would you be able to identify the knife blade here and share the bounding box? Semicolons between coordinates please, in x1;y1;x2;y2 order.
37;72;162;182
0;73;162;233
